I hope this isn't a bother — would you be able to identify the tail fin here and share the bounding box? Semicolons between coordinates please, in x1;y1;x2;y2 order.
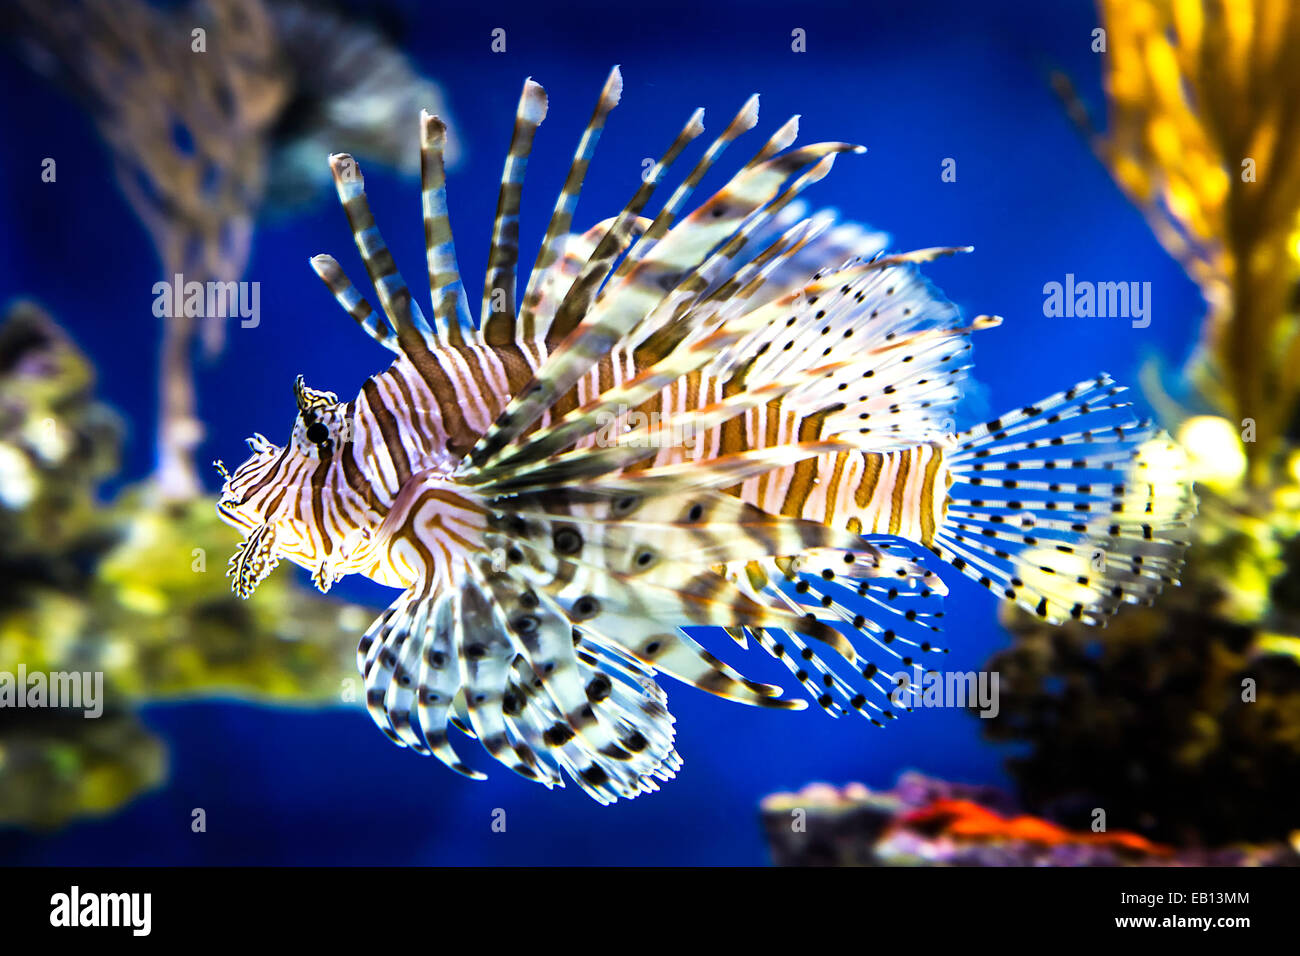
932;374;1196;625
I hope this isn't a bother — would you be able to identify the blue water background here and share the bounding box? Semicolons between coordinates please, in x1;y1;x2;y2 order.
0;0;1201;863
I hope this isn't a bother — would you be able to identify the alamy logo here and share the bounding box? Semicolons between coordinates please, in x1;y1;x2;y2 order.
0;666;103;718
50;886;151;936
1042;273;1151;328
152;273;260;327
889;665;1000;718
594;407;700;450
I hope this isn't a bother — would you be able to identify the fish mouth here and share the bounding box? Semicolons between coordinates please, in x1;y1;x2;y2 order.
216;498;260;532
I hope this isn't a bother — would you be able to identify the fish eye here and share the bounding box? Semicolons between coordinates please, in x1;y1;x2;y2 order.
305;422;330;444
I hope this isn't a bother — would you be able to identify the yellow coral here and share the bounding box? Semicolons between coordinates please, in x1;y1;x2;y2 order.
1177;415;1247;494
1096;0;1300;484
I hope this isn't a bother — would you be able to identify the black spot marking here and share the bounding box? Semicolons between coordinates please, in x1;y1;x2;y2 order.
571;595;600;620
585;676;612;702
553;527;583;556
544;723;576;746
612;495;640;517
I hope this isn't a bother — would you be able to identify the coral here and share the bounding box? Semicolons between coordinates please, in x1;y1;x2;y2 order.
979;1;1300;849
0;303;369;828
0;1;445;826
1080;0;1300;481
0;710;165;831
985;520;1300;846
760;773;1299;866
8;0;456;498
763;4;1300;859
0;302;121;580
92;492;369;702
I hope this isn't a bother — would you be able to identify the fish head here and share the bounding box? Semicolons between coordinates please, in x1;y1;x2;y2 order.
216;375;365;596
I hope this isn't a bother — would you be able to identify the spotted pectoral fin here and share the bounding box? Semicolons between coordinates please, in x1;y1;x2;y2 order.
226;522;282;599
468;566;683;803
357;574;683;802
503;639;681;804
481;486;862;707
358;587;485;780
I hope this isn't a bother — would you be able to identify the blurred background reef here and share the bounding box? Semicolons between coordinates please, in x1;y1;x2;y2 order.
0;0;452;828
762;0;1300;865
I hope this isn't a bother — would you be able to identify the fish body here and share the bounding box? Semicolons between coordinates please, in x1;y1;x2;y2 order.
218;69;1196;802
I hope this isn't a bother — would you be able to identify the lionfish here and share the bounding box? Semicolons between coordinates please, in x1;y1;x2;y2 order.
216;69;1195;803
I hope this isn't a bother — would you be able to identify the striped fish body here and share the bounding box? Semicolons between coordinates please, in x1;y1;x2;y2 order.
221;351;948;584
217;68;1195;803
608;365;954;542
773;443;951;544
